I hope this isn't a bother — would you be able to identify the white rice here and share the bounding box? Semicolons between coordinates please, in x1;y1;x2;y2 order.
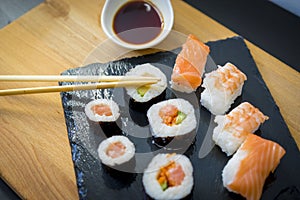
84;99;120;122
212;115;248;156
170;80;196;94
97;136;135;167
125;63;167;102
222;149;248;191
200;62;247;115
147;98;197;137
143;153;194;200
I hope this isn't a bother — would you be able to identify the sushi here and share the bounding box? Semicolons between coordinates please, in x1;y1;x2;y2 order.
85;99;120;122
213;102;269;156
201;62;247;115
143;153;194;200
125;63;167;111
97;135;135;168
222;134;286;200
147;98;197;148
85;99;122;136
171;34;210;93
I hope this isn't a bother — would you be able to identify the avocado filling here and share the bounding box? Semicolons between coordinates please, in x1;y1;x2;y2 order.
175;111;187;125
137;85;150;97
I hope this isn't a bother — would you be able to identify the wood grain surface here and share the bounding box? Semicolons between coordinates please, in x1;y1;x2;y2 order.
0;0;299;199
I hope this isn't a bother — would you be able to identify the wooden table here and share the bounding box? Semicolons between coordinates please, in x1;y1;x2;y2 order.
0;0;299;199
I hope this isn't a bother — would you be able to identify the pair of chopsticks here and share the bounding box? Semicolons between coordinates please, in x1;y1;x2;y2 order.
0;75;160;96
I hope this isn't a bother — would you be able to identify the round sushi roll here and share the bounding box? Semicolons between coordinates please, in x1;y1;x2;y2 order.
143;153;194;200
147;98;197;148
85;99;120;122
85;99;122;136
98;136;135;169
125;63;167;111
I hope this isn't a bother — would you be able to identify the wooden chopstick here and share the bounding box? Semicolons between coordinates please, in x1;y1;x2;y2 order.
0;75;160;82
0;80;158;96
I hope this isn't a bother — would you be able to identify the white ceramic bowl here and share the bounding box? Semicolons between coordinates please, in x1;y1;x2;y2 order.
101;0;174;50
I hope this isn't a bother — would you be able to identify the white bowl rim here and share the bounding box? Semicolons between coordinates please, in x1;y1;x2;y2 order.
101;0;174;50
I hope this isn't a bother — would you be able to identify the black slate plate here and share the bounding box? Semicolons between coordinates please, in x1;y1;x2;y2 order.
60;36;300;200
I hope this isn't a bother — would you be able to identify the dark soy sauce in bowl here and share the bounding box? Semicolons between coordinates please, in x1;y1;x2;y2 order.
113;1;163;45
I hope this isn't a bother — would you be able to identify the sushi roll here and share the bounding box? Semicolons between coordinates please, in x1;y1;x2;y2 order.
200;62;247;115
171;34;210;93
147;98;197;148
85;99;122;136
222;134;286;200
125;63;167;111
213;102;269;156
85;99;120;122
98;135;135;169
143;153;194;200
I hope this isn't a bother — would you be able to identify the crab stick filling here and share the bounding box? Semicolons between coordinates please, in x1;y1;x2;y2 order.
92;104;112;116
106;141;126;158
159;104;187;126
157;161;185;191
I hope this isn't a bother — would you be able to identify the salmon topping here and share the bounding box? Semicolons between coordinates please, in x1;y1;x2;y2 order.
106;141;126;158
228;134;285;200
92;104;112;116
157;161;185;191
171;34;210;90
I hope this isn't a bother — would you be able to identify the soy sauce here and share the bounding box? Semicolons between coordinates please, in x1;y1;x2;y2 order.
113;1;163;45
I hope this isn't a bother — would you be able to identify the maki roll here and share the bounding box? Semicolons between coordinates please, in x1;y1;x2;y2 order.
143;153;194;200
147;98;197;148
200;62;247;115
222;134;285;200
125;63;167;111
98;135;135;170
85;99;120;122
213;102;269;156
85;99;122;136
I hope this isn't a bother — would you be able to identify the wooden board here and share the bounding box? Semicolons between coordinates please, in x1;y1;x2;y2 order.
0;0;299;199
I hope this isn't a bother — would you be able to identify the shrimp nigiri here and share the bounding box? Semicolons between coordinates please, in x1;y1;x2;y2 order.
222;134;286;200
201;62;247;115
213;102;269;156
171;34;210;93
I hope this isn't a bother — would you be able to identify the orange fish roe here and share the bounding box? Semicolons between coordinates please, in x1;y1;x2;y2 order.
106;141;126;158
159;104;179;126
92;104;112;116
157;161;185;190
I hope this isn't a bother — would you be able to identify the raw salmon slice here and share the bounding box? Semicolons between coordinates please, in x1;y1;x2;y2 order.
171;34;210;93
157;161;186;190
92;104;112;116
222;134;286;200
106;141;126;158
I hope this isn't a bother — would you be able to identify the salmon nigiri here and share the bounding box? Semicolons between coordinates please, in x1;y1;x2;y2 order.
213;102;269;156
222;134;286;200
171;34;210;93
